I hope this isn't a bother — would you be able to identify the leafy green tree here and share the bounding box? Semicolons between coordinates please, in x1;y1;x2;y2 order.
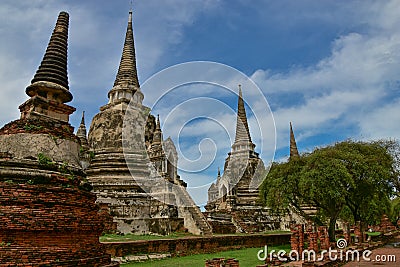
335;141;394;225
261;140;397;241
390;197;400;224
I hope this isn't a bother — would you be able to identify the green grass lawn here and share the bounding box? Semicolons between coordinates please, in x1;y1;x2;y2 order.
121;245;291;267
349;231;381;237
366;231;381;236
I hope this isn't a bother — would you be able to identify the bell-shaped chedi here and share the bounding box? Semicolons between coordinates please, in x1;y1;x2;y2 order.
87;10;172;235
0;11;117;266
87;10;211;236
205;86;269;233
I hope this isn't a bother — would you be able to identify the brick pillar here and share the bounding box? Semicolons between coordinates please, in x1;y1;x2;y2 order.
309;232;318;253
298;224;304;255
354;222;361;244
317;226;330;251
305;221;318;253
290;223;299;252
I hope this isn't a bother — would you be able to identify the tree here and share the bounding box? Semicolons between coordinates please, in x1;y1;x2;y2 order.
334;141;394;225
391;197;400;224
261;140;397;241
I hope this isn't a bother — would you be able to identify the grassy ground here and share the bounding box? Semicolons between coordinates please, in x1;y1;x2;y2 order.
121;244;291;267
348;231;381;237
366;231;381;236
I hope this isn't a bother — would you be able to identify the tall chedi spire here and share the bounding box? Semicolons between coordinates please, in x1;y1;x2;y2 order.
106;9;143;107
19;11;75;122
289;122;300;160
231;85;256;157
114;10;139;88
77;111;89;150
234;85;252;143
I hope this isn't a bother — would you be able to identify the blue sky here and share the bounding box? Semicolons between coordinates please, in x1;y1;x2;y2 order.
1;0;400;205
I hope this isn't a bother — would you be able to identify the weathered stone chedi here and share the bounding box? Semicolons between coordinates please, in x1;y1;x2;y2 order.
0;12;117;266
205;92;310;233
205;86;271;232
86;11;211;235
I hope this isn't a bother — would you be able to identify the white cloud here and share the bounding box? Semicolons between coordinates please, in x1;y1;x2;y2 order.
251;0;400;154
2;0;400;206
359;98;400;140
0;1;222;127
0;2;67;125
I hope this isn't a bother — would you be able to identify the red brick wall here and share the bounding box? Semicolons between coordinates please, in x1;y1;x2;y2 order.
0;173;117;266
104;233;290;258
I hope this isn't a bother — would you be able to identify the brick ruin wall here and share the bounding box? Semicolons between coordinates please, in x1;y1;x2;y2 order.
104;233;290;258
0;169;117;266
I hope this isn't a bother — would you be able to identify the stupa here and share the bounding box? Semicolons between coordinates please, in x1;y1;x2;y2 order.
0;11;117;266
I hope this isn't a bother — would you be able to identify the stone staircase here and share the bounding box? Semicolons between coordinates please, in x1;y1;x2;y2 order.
235;187;260;206
174;185;212;235
231;212;246;233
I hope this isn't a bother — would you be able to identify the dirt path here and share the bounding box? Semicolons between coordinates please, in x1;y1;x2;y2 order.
343;236;400;267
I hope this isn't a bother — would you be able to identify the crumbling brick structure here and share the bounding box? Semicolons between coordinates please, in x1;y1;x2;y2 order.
0;11;117;266
99;203;118;234
291;224;304;255
205;258;239;267
343;222;351;245
318;226;330;251
290;222;330;255
353;222;362;243
378;214;396;233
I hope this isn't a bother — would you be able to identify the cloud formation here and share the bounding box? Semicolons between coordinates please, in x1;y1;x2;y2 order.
1;1;400;205
251;0;400;155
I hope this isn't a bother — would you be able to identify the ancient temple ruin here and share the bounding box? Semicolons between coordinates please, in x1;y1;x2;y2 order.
205;86;277;233
206;86;266;210
0;12;117;266
85;10;211;235
204;89;311;233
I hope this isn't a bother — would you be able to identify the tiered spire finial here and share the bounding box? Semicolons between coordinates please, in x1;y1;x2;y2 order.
153;114;162;144
234;85;252;143
234;85;252;144
104;9;143;107
289;122;300;160
19;11;75;123
26;11;72;103
230;85;256;157
80;111;85;125
77;111;89;150
113;10;139;88
156;114;161;130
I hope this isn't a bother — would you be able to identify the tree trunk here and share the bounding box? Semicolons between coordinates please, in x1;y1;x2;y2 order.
328;216;337;242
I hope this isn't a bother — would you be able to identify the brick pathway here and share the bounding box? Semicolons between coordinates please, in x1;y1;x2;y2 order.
344;237;400;267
